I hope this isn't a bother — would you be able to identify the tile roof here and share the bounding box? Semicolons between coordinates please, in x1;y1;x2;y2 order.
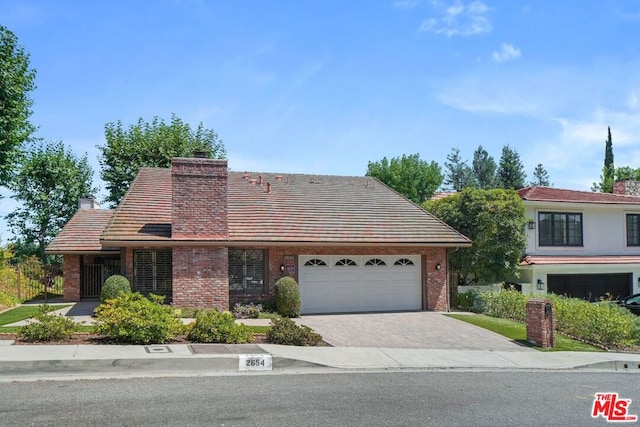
520;255;640;266
517;186;640;204
46;209;116;253
95;167;471;246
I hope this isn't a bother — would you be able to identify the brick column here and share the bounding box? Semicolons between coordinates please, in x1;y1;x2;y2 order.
425;248;448;311
62;254;81;301
526;298;555;347
172;246;228;309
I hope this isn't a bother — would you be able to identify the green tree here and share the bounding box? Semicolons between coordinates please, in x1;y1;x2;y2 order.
366;153;443;204
472;145;497;189
529;163;551;187
424;188;527;286
98;114;226;206
5;141;95;263
443;148;473;191
0;25;37;186
592;127;615;193
496;145;526;189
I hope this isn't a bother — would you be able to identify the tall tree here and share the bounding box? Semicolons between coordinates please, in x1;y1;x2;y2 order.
0;26;37;186
366;153;442;204
529;163;551;187
496;145;526;189
592;127;615;193
6;141;95;263
424;189;527;286
98;114;226;206
443;148;473;191
472;145;497;189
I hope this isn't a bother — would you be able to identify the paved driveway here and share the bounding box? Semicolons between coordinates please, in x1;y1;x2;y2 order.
297;312;534;351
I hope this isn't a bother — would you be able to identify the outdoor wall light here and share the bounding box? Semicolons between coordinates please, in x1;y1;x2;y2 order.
280;264;285;272
537;279;545;290
435;263;442;271
527;219;536;229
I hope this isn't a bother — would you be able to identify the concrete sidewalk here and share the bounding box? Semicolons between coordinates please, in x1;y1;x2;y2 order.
0;342;639;381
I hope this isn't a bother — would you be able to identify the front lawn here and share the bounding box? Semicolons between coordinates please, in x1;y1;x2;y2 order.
446;313;604;352
0;305;71;326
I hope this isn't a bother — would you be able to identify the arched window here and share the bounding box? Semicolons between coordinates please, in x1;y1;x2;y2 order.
335;258;357;266
304;258;327;266
394;258;415;266
365;258;386;266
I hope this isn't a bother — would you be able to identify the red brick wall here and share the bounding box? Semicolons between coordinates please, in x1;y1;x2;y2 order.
62;254;81;301
172;246;229;309
171;158;228;239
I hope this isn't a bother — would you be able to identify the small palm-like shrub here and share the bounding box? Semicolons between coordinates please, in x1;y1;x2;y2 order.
274;276;301;318
100;274;132;303
267;317;322;346
187;309;253;343
95;293;183;344
19;304;77;342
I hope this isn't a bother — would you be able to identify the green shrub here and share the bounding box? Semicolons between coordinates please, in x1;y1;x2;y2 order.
274;276;301;317
95;293;183;344
18;304;77;342
267;317;322;346
100;274;132;303
0;290;18;308
232;302;263;319
454;291;476;311
476;287;528;322
187;309;253;343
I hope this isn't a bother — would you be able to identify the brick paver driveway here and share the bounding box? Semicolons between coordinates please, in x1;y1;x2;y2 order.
297;312;534;351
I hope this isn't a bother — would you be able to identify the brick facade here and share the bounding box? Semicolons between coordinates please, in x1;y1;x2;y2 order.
172;246;229;308
62;254;81;301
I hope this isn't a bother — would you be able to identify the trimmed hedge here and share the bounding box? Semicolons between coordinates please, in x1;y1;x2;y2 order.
467;288;640;349
274;276;301;318
100;274;132;303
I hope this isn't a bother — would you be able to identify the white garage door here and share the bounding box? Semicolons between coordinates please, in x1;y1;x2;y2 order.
298;255;422;314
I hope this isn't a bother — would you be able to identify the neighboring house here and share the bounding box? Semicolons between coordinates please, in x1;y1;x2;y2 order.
517;186;640;300
46;155;471;314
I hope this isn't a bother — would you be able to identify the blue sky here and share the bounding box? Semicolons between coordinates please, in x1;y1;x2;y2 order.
1;0;640;241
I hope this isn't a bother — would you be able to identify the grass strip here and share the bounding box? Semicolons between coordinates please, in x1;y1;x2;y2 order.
0;305;71;326
446;313;604;352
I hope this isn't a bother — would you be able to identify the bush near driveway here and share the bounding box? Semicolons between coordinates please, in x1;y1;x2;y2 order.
95;293;183;344
274;277;301;318
267;318;322;346
462;288;640;350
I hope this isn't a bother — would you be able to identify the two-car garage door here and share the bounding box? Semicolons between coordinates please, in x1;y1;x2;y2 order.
298;255;422;314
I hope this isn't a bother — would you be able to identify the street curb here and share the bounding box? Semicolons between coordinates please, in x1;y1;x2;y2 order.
0;356;324;376
575;360;640;371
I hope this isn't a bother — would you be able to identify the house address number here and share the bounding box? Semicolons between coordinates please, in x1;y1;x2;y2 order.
239;354;272;371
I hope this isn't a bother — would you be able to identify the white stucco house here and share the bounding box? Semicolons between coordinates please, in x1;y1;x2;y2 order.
517;186;640;300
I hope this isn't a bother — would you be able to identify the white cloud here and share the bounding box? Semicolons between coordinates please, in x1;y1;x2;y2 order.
492;43;521;63
393;0;419;10
420;1;491;37
627;90;640;110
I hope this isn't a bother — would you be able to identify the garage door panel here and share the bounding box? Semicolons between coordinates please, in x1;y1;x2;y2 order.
299;254;422;314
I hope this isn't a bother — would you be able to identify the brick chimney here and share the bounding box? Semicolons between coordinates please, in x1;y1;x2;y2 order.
613;179;640;196
171;157;228;239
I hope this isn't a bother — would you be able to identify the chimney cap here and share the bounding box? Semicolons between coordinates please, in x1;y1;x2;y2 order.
192;150;209;159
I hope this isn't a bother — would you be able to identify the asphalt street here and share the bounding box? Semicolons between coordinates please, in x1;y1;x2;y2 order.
0;371;637;426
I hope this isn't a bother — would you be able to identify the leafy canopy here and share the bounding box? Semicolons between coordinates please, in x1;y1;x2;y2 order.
0;25;37;185
366;153;442;204
98;114;226;206
424;188;527;286
5;141;95;263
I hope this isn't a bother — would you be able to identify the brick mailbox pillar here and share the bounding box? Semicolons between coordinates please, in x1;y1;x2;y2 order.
526;298;555;348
